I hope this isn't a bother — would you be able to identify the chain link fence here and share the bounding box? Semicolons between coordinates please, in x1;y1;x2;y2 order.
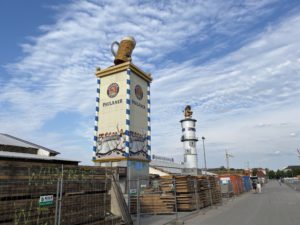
283;178;300;192
0;165;120;225
128;176;223;225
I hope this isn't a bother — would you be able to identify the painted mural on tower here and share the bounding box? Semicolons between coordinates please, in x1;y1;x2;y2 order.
95;129;148;157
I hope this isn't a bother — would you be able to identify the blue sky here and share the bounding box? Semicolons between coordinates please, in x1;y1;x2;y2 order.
1;0;300;170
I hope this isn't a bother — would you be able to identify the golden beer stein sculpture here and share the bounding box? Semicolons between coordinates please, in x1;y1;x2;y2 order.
111;36;136;65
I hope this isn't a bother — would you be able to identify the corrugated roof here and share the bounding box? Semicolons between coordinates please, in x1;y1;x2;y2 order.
150;159;184;174
0;151;79;163
150;159;218;176
150;159;184;169
0;133;59;155
283;165;300;170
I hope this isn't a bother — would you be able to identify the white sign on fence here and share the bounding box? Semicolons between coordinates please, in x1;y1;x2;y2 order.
39;195;54;206
130;189;137;195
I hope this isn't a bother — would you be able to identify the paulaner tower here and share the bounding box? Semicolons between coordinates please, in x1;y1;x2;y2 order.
93;36;152;184
181;106;198;173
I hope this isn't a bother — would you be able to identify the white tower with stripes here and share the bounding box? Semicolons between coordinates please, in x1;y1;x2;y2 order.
181;105;198;169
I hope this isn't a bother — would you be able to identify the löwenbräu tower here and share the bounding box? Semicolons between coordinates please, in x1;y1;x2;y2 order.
180;106;198;175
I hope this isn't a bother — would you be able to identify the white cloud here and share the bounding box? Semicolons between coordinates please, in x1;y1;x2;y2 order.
1;0;300;168
150;12;300;169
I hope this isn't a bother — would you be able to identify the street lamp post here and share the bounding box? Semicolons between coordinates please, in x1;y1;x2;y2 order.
202;136;207;175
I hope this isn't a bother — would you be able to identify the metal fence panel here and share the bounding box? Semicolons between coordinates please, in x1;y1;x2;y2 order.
0;165;121;225
0;180;58;225
129;175;223;224
284;178;300;192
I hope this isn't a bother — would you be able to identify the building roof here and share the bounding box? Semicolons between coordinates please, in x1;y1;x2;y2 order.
200;170;218;176
283;165;300;170
149;166;171;176
256;170;266;177
0;133;59;155
150;159;184;174
0;151;79;164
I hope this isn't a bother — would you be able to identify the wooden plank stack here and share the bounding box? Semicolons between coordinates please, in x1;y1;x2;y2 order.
208;176;222;205
0;160;121;225
130;188;175;214
196;176;210;208
129;175;222;214
162;176;197;211
159;175;222;211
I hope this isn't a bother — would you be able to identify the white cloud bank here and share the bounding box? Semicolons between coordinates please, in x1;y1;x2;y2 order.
0;0;300;169
151;12;300;169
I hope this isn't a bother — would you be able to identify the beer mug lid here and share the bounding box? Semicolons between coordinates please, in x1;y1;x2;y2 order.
121;36;136;46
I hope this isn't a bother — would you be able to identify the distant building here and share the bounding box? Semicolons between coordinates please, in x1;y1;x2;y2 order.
0;133;79;165
149;155;217;176
150;155;184;176
282;165;300;171
255;168;267;178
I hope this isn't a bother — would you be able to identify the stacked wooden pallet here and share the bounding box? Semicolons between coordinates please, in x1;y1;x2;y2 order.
160;175;221;211
196;176;210;208
160;176;197;211
0;161;120;225
130;188;175;214
208;176;222;204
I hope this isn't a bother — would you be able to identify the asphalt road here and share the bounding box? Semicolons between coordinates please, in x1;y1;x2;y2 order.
185;180;300;225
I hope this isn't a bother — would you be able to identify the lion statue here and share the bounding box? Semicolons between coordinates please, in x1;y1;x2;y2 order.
184;105;193;118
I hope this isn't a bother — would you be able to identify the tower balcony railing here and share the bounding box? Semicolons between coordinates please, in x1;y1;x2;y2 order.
181;135;198;142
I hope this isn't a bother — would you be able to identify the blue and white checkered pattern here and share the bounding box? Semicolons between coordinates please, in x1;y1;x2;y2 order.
147;84;151;156
93;78;101;154
125;69;131;155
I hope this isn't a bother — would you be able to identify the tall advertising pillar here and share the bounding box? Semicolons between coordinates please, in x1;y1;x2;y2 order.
92;36;152;184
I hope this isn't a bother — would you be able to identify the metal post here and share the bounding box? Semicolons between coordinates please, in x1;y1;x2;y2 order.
227;180;230;200
137;178;140;225
194;178;199;210
127;161;131;214
226;150;230;173
173;178;178;221
104;169;107;218
202;137;207;175
219;180;223;205
208;178;213;207
231;180;234;201
128;178;131;214
227;180;234;201
57;165;63;225
237;179;240;196
54;179;60;225
233;179;237;199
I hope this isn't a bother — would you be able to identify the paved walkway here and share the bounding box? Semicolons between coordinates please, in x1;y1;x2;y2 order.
184;180;300;225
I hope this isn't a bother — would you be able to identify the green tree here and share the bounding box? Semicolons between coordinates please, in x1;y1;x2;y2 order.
292;168;300;176
252;168;258;176
276;169;284;179
220;166;226;170
268;170;276;179
265;168;269;175
286;170;293;177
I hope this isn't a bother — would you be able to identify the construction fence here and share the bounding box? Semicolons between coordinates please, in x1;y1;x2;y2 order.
283;178;300;192
128;175;222;216
0;163;121;225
